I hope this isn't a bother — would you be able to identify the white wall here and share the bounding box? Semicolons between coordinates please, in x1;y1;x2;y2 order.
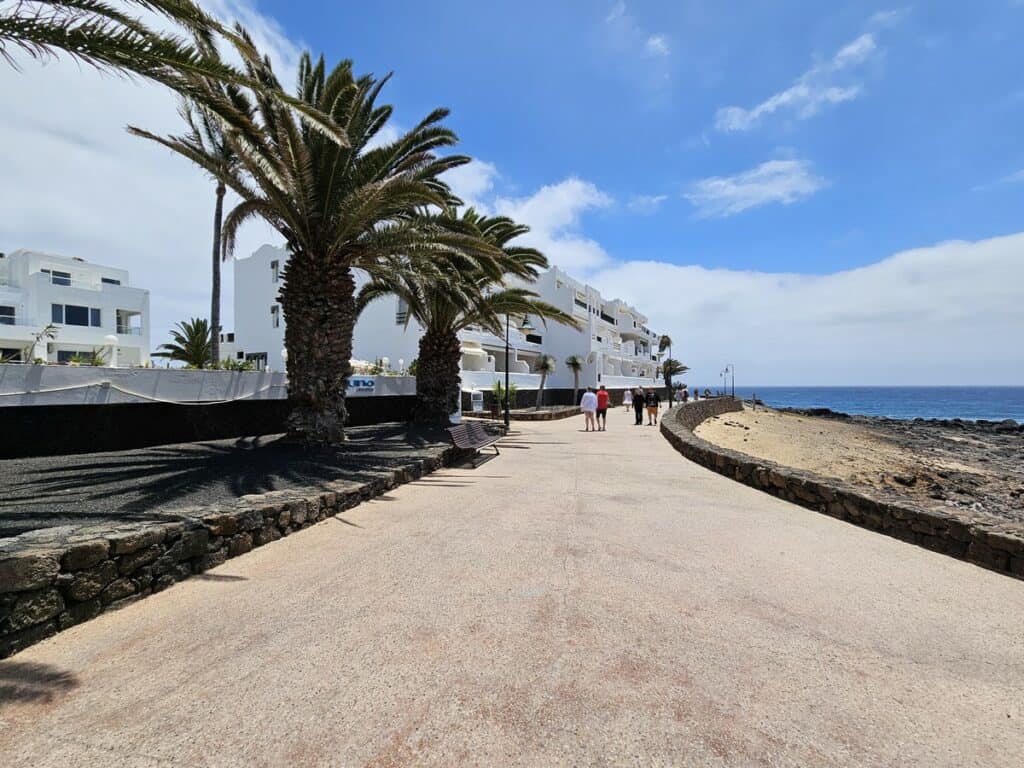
0;249;150;364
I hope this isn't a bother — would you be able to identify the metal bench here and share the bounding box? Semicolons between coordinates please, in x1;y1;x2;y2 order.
447;422;501;467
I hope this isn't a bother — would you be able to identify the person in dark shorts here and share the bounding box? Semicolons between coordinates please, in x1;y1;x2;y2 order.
595;385;610;431
633;386;645;425
645;388;661;425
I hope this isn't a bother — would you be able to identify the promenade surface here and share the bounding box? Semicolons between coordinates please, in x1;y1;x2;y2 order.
2;407;1023;766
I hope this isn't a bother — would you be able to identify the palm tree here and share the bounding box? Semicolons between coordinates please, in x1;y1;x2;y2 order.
661;358;689;402
534;354;556;409
153;318;212;368
564;354;584;403
131;49;483;444
1;2;345;142
163;99;238;365
658;334;672;360
357;210;577;424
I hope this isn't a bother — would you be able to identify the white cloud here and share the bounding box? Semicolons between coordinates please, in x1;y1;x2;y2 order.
494;179;613;273
627;194;668;215
444;160;499;210
645;35;670;57
714;32;878;131
869;7;913;27
685;159;827;218
0;0;298;350
589;232;1024;385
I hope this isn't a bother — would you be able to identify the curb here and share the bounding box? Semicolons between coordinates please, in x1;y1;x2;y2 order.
660;401;1024;582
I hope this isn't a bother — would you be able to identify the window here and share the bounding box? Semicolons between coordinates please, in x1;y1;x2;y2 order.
101;277;121;286
396;297;408;325
41;269;71;286
271;260;280;283
237;351;245;360
0;306;13;326
52;304;100;327
57;351;78;363
271;305;280;328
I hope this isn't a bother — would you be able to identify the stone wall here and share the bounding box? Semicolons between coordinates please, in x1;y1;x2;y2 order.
0;444;457;658
660;399;1024;582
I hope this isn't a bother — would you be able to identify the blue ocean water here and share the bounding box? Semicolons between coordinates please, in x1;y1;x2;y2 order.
714;386;1024;423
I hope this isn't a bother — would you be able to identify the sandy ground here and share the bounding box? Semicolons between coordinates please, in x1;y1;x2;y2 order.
2;408;1023;767
695;406;1022;521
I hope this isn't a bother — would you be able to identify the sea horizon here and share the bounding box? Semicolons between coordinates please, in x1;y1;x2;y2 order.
704;385;1024;423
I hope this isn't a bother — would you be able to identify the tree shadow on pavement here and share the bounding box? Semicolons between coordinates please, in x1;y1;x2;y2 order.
0;661;79;706
0;423;450;538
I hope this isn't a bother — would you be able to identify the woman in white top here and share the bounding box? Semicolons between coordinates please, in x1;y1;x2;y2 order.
580;388;599;432
623;388;633;412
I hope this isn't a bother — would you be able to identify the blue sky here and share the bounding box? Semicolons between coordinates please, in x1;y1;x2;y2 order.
253;0;1024;274
1;1;1022;384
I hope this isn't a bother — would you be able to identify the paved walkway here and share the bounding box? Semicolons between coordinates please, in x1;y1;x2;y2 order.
2;408;1023;766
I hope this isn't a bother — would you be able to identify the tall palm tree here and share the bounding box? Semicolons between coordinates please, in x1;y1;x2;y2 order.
165;99;238;365
131;48;483;444
152;318;212;368
564;354;584;403
534;354;556;409
357;210;577;424
658;334;672;360
661;358;689;402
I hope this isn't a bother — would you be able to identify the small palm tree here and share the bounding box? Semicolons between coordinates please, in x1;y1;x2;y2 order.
661;358;689;401
534;354;557;409
153;318;212;368
564;354;584;403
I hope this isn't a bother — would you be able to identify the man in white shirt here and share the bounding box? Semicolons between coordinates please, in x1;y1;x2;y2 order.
580;388;599;432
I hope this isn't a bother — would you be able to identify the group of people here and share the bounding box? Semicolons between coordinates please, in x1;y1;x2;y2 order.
579;385;664;431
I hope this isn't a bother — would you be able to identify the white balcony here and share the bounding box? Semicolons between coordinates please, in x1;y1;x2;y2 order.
460;370;542;392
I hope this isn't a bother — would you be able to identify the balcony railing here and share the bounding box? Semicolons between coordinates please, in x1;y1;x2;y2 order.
116;325;142;336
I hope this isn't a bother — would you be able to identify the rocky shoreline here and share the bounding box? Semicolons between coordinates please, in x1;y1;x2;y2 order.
702;406;1024;526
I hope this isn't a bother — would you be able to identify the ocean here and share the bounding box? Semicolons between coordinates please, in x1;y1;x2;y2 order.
712;386;1024;423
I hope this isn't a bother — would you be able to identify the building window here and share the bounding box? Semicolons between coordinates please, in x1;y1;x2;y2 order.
41;269;71;286
245;352;268;370
57;351;78;363
237;351;245;360
0;347;20;361
271;305;280;328
0;306;13;326
396;297;409;325
101;277;121;286
574;297;587;310
271;260;280;283
52;304;100;327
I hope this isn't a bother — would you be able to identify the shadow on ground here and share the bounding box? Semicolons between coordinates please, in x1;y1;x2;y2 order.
0;661;79;706
0;423;450;539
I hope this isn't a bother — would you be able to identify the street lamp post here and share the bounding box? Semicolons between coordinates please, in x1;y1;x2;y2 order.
504;315;534;428
722;363;735;398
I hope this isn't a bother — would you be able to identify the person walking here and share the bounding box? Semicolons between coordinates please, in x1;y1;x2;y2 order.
623;387;633;413
596;384;610;431
645;387;661;426
580;387;598;432
633;386;645;426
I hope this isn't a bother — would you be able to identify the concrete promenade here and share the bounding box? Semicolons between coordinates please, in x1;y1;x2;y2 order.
2;407;1023;766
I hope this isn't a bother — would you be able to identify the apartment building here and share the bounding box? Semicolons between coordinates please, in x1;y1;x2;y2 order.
0;249;149;365
226;245;663;391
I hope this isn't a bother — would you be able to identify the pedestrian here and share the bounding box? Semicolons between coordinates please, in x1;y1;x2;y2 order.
646;387;661;425
623;387;633;413
580;387;598;432
596;384;610;431
681;387;689;403
633;386;645;426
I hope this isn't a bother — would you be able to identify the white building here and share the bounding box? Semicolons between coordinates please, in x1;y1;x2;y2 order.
0;249;150;365
226;245;662;391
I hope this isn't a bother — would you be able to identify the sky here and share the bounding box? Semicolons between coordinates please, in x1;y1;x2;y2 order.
1;0;1022;385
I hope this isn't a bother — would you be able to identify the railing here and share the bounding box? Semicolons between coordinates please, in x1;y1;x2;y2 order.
116;325;142;336
600;312;616;325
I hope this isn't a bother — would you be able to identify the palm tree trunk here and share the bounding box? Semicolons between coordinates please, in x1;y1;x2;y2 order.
279;253;355;444
414;326;462;424
209;183;225;367
536;373;546;409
